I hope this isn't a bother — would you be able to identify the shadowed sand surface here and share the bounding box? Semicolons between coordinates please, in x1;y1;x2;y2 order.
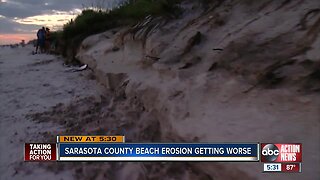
0;46;103;180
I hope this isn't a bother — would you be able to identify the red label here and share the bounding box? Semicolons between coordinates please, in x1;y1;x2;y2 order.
261;143;302;163
281;163;301;172
24;143;56;161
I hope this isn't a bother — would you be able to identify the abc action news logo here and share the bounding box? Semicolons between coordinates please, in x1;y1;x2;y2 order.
261;143;302;162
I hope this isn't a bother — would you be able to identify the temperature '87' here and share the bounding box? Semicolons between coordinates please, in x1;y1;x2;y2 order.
286;164;295;170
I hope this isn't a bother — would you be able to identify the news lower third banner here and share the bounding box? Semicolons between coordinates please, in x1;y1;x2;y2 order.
59;143;259;161
24;136;259;161
24;137;303;172
25;143;259;161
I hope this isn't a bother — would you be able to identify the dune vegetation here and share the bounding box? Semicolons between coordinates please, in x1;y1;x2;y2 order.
56;0;182;63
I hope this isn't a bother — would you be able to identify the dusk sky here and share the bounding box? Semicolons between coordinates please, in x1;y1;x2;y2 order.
0;0;123;45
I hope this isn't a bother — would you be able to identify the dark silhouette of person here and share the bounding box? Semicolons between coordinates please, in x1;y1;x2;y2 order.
45;27;51;53
36;27;46;54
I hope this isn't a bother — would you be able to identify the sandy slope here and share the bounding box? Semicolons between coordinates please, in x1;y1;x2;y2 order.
0;46;102;180
76;0;320;179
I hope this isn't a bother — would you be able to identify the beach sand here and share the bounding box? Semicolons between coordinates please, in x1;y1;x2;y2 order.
0;45;103;180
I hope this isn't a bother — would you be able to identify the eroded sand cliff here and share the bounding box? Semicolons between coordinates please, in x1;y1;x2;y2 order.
75;0;320;179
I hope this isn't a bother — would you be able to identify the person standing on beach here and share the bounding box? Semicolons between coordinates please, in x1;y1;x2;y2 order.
45;27;51;54
36;27;46;54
